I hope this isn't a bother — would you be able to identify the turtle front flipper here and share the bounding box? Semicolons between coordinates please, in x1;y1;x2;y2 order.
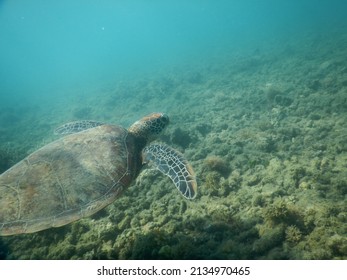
142;144;197;199
54;120;105;135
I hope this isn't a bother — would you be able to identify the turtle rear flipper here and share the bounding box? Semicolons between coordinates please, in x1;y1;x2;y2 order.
142;144;197;199
54;120;105;135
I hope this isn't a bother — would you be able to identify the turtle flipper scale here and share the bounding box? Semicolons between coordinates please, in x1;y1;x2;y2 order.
54;120;105;135
142;144;197;199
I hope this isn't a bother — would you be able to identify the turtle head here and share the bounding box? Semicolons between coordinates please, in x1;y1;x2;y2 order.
129;113;169;144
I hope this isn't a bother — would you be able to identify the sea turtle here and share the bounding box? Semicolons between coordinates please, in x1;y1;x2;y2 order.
0;113;197;236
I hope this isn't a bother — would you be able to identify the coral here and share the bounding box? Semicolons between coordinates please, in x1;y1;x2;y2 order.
263;199;289;224
327;235;347;257
203;155;230;176
118;216;131;231
252;194;266;207
207;204;236;224
285;225;302;243
202;172;219;195
245;173;261;186
253;225;285;256
263;198;304;230
303;208;317;232
202;171;234;196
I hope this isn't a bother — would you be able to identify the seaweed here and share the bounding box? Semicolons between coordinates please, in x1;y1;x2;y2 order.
203;155;230;177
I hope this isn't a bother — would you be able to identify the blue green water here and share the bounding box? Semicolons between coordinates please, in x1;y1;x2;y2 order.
1;0;345;102
0;0;346;259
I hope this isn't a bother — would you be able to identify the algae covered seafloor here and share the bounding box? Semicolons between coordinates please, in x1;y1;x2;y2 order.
1;31;347;260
